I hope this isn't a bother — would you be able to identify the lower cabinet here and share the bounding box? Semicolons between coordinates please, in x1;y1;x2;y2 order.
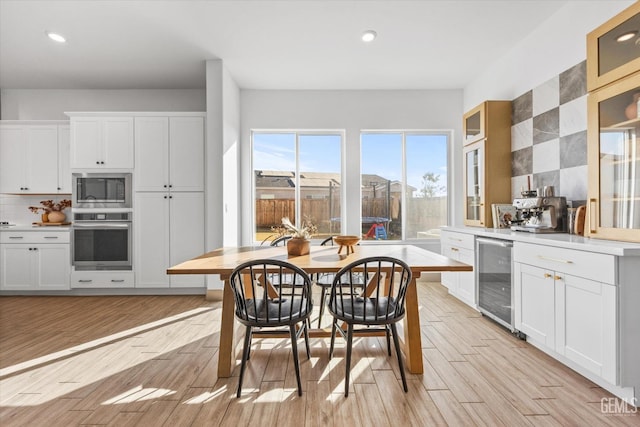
0;231;70;291
440;230;476;307
70;271;134;288
514;242;617;385
135;191;205;288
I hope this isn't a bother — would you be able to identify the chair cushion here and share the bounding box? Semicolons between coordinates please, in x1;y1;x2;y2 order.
242;297;310;324
329;296;400;322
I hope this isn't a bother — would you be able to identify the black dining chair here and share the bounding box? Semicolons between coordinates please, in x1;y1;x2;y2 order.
327;256;412;397
314;236;365;328
228;259;313;397
270;235;292;246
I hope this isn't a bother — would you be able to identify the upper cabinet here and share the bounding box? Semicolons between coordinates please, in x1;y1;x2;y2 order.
462;101;512;227
0;122;70;194
134;115;205;192
70;116;134;169
586;4;640;243
587;2;640;92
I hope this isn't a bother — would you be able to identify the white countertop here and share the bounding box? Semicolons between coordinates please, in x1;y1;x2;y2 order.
442;226;640;257
0;224;71;232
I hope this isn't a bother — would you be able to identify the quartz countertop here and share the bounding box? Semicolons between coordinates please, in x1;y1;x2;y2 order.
441;226;640;257
0;224;72;232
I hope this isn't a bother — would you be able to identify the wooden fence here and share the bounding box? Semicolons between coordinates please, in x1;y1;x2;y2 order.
256;197;446;236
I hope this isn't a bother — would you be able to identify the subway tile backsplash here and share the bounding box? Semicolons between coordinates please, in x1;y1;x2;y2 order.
510;60;588;206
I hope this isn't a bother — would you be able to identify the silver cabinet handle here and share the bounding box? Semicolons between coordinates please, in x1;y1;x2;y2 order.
9;236;24;239
44;236;59;239
78;279;93;283
111;279;125;283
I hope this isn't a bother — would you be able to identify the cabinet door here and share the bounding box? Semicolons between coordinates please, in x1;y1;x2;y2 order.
103;117;134;169
71;118;102;168
456;247;476;306
515;263;555;348
0;125;27;192
169;117;204;192
57;125;71;193
463;103;485;145
463;140;485;226
556;273;617;384
34;244;70;290
27;126;59;193
587;72;640;242
169;192;205;287
135;192;171;288
135;117;169;191
0;245;34;290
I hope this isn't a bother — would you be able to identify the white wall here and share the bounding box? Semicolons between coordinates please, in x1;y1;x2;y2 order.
222;67;241;247
464;1;634;108
239;89;464;245
0;89;205;120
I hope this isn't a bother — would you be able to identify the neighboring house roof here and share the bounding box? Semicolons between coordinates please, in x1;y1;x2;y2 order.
258;170;295;178
255;170;414;191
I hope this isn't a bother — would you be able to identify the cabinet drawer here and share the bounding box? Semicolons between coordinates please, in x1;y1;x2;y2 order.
71;271;134;288
514;242;615;285
440;231;475;251
1;231;70;244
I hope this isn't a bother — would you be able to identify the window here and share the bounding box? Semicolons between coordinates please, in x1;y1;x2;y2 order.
252;131;342;243
361;132;448;240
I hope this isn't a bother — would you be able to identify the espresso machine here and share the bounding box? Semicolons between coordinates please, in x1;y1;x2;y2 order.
510;194;568;233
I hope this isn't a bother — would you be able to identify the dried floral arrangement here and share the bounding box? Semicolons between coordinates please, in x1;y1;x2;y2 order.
272;216;318;239
28;199;72;214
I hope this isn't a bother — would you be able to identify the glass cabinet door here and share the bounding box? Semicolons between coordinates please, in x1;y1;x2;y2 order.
464;140;485;226
587;2;640;91
463;103;485;145
588;72;640;242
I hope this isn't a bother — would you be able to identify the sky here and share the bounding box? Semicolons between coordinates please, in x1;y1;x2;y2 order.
252;131;448;196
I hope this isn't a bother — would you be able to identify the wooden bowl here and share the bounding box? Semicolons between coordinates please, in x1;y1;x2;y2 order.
333;235;360;254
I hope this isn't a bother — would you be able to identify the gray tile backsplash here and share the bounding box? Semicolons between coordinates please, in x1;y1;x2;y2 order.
510;60;588;206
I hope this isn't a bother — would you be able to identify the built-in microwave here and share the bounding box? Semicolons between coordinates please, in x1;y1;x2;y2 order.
72;173;132;209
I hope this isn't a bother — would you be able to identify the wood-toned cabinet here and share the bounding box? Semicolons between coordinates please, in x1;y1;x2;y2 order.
587;1;640;92
0;231;70;291
0;122;70;194
586;2;640;242
462;102;511;228
70;116;134;169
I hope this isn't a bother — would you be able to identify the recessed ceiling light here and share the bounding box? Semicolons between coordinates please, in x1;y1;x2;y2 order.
616;31;637;42
46;31;66;43
362;30;377;43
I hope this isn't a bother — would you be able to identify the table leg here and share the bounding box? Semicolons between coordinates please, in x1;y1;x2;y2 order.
403;275;424;374
218;277;235;378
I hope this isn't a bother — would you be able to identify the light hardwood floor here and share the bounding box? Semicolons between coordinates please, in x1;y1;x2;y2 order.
1;281;638;426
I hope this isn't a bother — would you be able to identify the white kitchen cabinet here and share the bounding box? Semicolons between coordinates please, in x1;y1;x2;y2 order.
57;125;71;193
514;242;617;385
135;116;204;192
440;230;476;307
135;191;204;288
70;116;134;169
70;271;134;288
0;231;70;291
0;124;63;194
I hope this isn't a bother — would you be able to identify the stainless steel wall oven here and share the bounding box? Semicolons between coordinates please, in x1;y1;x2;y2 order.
72;212;132;270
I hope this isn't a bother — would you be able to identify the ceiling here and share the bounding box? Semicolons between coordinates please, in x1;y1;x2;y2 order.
0;0;570;91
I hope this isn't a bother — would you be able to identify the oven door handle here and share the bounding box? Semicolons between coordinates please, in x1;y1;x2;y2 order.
73;222;131;228
476;237;513;248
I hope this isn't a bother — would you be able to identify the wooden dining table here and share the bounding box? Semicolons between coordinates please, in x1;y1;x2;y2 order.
167;243;472;378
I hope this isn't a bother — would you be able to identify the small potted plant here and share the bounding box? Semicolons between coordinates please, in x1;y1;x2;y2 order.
28;199;72;223
281;216;317;256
